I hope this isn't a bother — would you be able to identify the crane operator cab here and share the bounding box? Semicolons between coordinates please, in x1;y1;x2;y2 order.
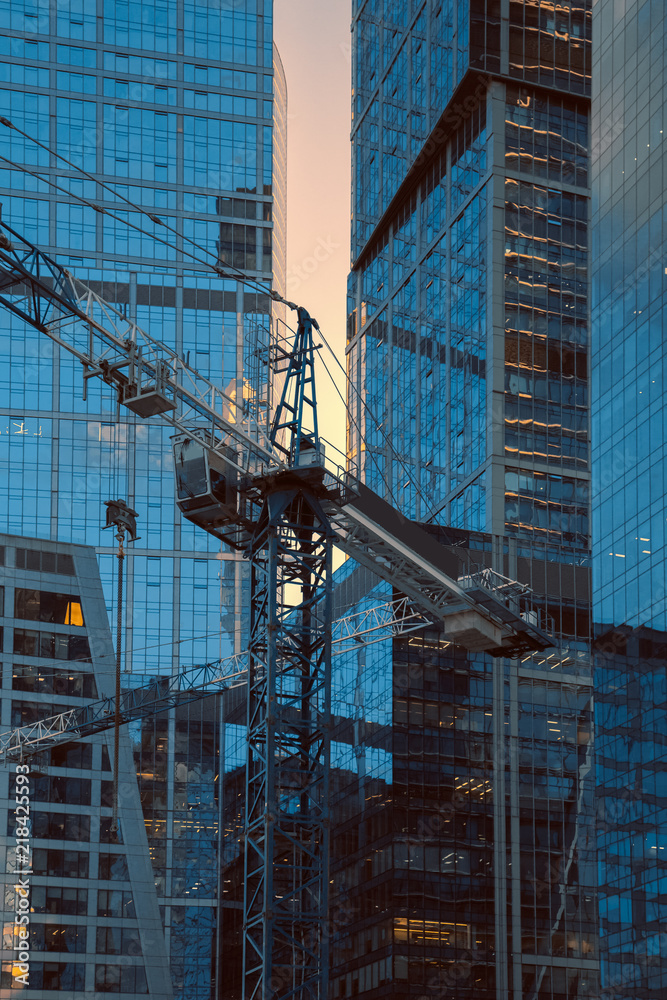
172;435;249;549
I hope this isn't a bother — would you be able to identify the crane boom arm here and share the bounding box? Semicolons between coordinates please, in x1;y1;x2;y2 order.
0;222;278;474
0;219;552;657
329;482;551;655
0;657;249;763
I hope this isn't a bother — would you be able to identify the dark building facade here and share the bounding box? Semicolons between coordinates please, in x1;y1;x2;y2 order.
0;534;171;999
340;2;596;998
591;1;667;997
328;537;595;1000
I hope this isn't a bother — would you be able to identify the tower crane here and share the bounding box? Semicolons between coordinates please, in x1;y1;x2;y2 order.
0;218;552;1000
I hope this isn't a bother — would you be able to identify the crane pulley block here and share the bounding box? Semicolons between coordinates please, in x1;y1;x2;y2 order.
103;498;139;542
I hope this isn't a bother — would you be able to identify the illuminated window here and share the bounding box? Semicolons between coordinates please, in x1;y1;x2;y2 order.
394;918;471;948
14;588;85;627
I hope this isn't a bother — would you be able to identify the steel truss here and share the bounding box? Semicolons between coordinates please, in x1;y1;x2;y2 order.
0;658;248;762
0;221;277;476
0;600;429;766
332;594;430;654
244;479;332;1000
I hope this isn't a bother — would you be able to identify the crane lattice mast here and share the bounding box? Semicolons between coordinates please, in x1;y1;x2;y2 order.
244;307;333;999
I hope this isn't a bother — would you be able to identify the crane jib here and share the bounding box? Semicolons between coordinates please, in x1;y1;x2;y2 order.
0;221;279;471
0;217;553;660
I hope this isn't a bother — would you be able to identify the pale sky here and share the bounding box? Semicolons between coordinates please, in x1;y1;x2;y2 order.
273;0;352;461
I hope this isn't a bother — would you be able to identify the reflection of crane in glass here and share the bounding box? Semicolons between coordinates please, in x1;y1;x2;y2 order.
0;219;552;1000
0;597;431;762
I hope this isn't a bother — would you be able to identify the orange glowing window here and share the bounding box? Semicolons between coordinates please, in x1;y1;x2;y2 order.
394;917;471;947
65;601;84;627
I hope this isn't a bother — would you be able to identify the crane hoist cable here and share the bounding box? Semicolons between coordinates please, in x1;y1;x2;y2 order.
317;328;435;516
0;149;269;296
96;629;236;662
0;151;408;510
0;117;431;510
0;116;430;513
0;116;273;300
317;345;403;511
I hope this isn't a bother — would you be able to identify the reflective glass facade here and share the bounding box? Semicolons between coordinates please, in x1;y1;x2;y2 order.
348;41;590;535
0;535;228;1000
0;535;171;1000
0;3;285;998
134;681;223;1000
329;541;596;1000
0;0;284;676
345;2;596;997
591;2;667;996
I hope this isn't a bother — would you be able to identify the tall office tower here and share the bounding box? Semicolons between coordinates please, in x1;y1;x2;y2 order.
0;534;171;999
591;3;667;997
339;2;597;998
0;0;286;675
0;3;286;998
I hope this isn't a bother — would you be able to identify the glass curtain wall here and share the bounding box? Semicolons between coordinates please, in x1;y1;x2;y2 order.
0;4;286;999
329;537;595;1000
343;2;596;998
0;536;172;1000
591;2;667;997
0;0;283;676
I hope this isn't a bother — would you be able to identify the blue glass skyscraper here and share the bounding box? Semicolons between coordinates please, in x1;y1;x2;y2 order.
339;2;597;997
0;0;286;676
347;0;590;529
0;3;286;998
591;2;667;996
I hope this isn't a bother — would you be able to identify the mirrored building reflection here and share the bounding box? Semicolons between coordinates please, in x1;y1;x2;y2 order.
342;1;596;997
0;0;285;675
0;2;285;999
0;535;171;999
591;2;667;997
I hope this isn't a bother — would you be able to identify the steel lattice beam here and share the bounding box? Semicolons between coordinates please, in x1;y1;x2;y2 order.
0;601;429;766
0;657;248;762
244;479;332;1000
331;594;431;654
0;223;278;478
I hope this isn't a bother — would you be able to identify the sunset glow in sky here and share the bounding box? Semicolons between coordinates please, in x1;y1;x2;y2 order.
274;0;352;459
